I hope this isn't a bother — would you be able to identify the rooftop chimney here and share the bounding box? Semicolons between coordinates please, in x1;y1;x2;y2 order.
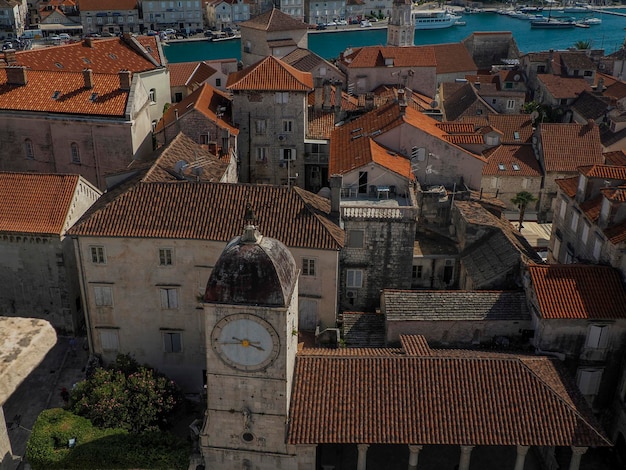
85;37;94;48
314;77;323;111
82;68;94;89
597;77;604;93
4;49;17;65
365;92;374;110
6;66;27;86
118;70;132;90
323;80;332;111
329;174;343;220
398;88;407;115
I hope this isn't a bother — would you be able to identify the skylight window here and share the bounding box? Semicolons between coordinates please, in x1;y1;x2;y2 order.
89;93;98;102
52;91;61;100
108;53;118;59
498;163;506;171
514;131;520;140
351;127;363;134
512;163;521;171
54;62;63;69
82;57;92;64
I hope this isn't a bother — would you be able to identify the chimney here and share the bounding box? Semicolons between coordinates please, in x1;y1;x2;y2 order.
365;92;374;110
118;70;132;90
334;81;342;110
82;68;94;89
314;77;323;111
546;49;554;74
323;80;332;111
398;88;407;115
85;37;94;48
597;77;604;93
329;174;343;219
4;49;17;65
6;66;27;86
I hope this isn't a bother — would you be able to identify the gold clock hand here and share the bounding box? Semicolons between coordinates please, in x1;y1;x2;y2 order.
231;337;265;350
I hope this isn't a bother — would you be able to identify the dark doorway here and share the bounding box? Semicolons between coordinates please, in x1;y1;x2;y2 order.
358;171;368;194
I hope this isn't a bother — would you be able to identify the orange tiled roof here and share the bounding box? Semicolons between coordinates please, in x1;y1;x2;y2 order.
540;123;603;173
226;55;313;91
13;37;161;73
133;36;163;65
289;337;609;446
69;182;344;250
604;219;626;245
579;164;626;180
78;0;138;10
537;74;591;100
369;140;414;180
482;145;542;177
528;264;626;319
340;45;436;68
604;150;626;167
436;122;475;134
168;61;202;87
432;43;477;74
601;185;626;203
580;194;602;222
240;7;309;31
444;134;484;145
0;69;129;116
486;114;534;144
555;177;578;198
307;109;335;140
0;173;80;235
330;101;484;175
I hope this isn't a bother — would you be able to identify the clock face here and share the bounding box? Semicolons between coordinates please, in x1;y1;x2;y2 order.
211;314;280;372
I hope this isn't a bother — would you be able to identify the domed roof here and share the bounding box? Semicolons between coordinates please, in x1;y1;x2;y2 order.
204;225;298;307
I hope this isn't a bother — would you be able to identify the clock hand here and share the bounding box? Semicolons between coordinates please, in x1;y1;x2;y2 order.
231;337;265;351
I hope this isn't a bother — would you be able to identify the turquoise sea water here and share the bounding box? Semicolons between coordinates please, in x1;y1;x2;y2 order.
164;9;626;63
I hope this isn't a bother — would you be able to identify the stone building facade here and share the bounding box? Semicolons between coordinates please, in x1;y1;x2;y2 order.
79;0;141;36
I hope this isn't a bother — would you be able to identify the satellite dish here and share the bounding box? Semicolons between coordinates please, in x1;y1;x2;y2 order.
530;110;540;121
430;100;438;109
191;166;203;177
513;74;521;82
174;160;188;174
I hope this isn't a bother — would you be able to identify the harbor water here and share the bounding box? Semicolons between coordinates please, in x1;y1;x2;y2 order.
164;9;626;63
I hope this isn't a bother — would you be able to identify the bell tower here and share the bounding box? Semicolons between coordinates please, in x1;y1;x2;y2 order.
199;216;300;470
387;0;414;47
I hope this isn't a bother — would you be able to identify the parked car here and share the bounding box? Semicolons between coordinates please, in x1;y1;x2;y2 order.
164;28;176;35
101;31;114;37
350;19;360;24
204;30;214;37
325;21;337;26
48;35;61;41
360;20;372;27
316;23;327;30
58;33;71;40
146;30;158;36
2;42;13;50
337;19;348;25
194;28;204;34
85;32;100;38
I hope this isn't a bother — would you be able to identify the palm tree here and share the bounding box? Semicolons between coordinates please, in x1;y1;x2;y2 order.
574;40;591;50
511;191;537;232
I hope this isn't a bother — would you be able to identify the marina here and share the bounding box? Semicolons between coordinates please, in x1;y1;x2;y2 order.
164;7;626;63
413;10;461;29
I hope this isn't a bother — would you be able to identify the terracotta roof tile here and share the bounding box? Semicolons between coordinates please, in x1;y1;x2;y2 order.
604;219;626;244
307;109;335;140
555;177;578;198
369;140;414;180
444;134;484;144
540;123;603;173
486;114;534;144
168;61;201;87
0;172;80;235
482;145;542;177
537;75;591;100
528;264;626;319
289;340;609;446
579;164;626;180
239;7;308;31
601;185;626;203
580;194;602;222
0;69;129;116
226;55;313;91
13;37;161;72
432;43;477;74
603;150;626;167
156;83;238;134
339;45;436;68
69;182;344;250
436;122;475;134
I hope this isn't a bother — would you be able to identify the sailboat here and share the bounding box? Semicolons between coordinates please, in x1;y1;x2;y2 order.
530;3;575;29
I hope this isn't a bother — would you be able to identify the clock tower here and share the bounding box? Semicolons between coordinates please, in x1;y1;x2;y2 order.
387;0;414;47
200;221;300;469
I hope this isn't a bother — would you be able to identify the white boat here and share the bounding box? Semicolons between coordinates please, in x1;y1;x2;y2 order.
563;2;591;12
583;16;602;24
413;10;460;30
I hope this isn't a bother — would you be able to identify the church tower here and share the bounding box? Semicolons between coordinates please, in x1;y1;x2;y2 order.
199;216;300;469
387;0;414;47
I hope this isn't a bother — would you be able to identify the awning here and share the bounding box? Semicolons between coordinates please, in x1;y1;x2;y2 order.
39;23;84;31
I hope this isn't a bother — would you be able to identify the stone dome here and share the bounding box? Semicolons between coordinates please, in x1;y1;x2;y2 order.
204;225;298;307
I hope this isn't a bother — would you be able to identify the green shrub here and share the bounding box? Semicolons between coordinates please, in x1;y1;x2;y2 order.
27;408;190;470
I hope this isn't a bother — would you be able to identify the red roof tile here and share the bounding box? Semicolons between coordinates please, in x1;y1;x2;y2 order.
555;177;578;198
289;340;609;446
482;145;542;177
0;69;129;116
340;45;436;68
78;0;138;10
240;7;309;31
168;61;202;87
369;140;414;180
603;150;626;167
13;37;161;73
580;194;602;222
537;74;591;100
227;55;313;91
540;122;603;173
432;43;477;74
0;173;80;235
528;264;626;319
601;185;626;203
579;164;626;180
69;182;344;250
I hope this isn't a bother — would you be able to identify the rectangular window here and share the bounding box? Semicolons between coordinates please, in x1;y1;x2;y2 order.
215;78;221;87
94;286;113;307
346;269;363;288
90;246;106;264
99;329;119;351
581;222;590;245
586;324;609;349
255;119;266;135
570;211;579;231
163;331;182;352
159;248;173;266
412;265;423;279
593;235;602;261
302;258;316;276
281;148;296;161
159;288;179;309
348;230;364;248
559;198;567;220
256;147;268;162
577;368;603;396
283;119;293;132
275;92;288;104
506;99;516;110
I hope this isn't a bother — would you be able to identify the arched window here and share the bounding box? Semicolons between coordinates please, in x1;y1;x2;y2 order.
24;139;34;159
70;142;80;163
149;88;156;103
